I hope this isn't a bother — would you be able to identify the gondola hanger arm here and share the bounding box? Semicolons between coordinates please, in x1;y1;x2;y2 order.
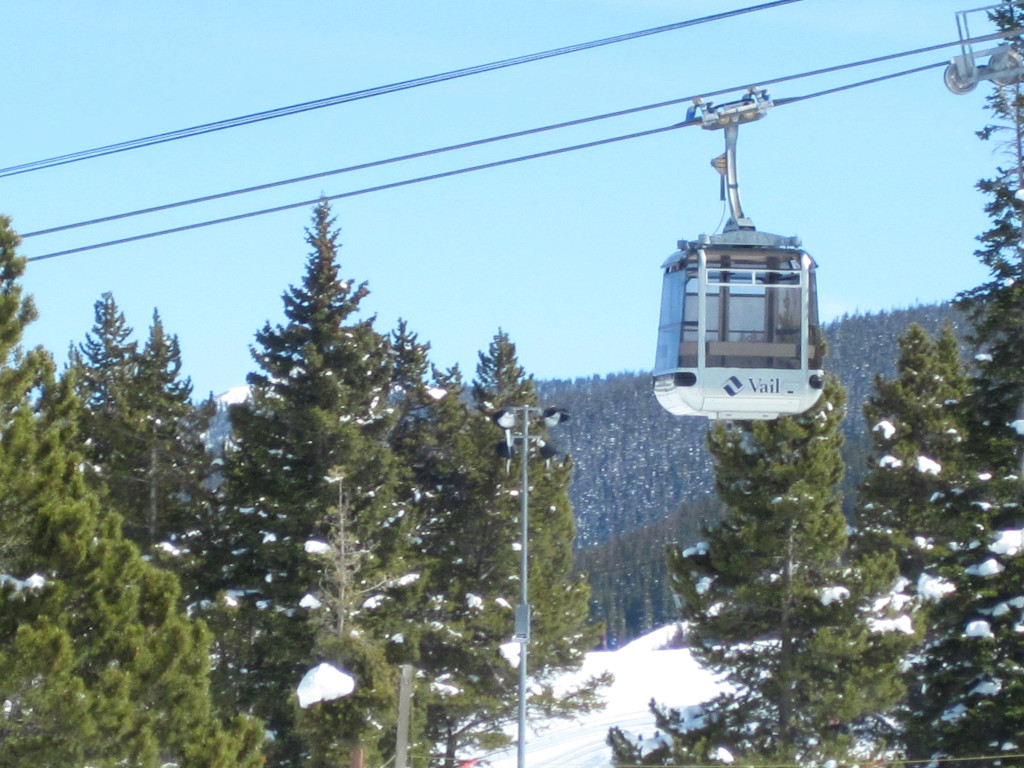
686;88;773;232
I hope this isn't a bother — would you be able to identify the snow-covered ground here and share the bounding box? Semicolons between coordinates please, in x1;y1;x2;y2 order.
484;626;722;768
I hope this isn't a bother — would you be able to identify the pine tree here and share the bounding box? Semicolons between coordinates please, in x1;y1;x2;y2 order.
204;201;416;768
616;377;904;765
407;331;604;767
0;215;264;767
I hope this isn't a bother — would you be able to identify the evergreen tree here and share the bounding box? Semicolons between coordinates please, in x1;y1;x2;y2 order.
956;5;1024;473
394;331;605;767
615;377;904;765
69;291;138;485
0;216;263;767
851;323;984;757
70;296;217;575
135;311;218;544
204;201;416;768
904;5;1024;759
474;331;605;706
857;323;975;565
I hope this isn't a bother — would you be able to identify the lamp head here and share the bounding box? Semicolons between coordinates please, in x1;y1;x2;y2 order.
492;409;517;430
542;407;569;428
538;440;559;460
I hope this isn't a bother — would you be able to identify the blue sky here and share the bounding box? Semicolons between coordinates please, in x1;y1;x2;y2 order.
3;1;1005;397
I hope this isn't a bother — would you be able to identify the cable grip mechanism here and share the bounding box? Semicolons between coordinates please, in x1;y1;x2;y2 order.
687;88;773;232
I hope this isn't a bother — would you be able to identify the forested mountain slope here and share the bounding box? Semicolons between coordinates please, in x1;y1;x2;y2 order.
549;304;970;644
542;302;967;549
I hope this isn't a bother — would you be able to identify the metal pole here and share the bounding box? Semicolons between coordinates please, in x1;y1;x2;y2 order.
395;664;414;768
517;406;530;768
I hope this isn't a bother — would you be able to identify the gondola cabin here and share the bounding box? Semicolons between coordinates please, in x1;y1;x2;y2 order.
653;230;824;420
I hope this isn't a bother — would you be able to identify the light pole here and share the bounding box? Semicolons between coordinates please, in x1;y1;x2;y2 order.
491;405;569;768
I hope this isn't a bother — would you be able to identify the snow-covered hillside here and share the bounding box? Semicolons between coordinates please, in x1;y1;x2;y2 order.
484;626;722;768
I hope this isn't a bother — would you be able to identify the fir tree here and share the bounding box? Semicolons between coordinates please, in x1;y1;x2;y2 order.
851;323;984;757
956;2;1024;475
905;5;1024;759
70;297;217;574
615;377;904;765
401;331;605;767
0;216;263;768
69;291;138;485
135;311;217;544
204;201;416;768
857;323;975;565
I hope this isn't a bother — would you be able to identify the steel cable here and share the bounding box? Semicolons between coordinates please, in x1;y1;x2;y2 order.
0;0;804;178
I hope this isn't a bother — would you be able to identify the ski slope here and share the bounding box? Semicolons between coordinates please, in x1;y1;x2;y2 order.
485;626;722;768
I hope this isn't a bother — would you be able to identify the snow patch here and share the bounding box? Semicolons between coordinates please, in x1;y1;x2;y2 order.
432;675;462;697
916;456;942;475
970;678;1002;696
941;702;968;722
714;746;735;764
618;624;682;653
482;626;723;768
299;594;322;609
297;663;355;708
991;529;1024;557
965;620;993;638
918;572;956;601
873;420;896;440
820;586;850;606
682;540;709;558
157;541;182;557
966;559;1005;577
870;615;914;635
0;573;46;593
217;385;251;405
499;641;521;668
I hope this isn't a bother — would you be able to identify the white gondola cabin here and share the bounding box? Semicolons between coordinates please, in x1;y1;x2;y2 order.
653;88;824;420
653;230;823;420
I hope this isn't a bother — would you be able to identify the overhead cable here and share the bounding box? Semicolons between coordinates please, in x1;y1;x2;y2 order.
24;59;952;263
22;29;1015;242
0;0;804;179
26;124;687;262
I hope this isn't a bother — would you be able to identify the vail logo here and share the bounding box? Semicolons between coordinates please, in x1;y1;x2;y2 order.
748;377;781;394
723;376;786;397
723;376;744;396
